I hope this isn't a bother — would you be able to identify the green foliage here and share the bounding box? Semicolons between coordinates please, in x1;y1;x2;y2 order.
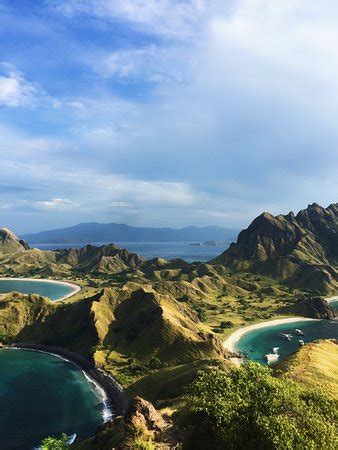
40;433;69;450
220;320;234;329
177;362;336;450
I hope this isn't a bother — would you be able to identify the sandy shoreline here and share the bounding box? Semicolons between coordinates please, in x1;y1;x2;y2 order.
223;317;317;353
224;294;337;353
0;277;81;301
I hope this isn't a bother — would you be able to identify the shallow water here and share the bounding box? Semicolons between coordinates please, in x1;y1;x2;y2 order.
236;317;338;365
0;349;104;450
0;279;77;301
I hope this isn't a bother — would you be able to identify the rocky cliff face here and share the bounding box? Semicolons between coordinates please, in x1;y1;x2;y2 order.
0;228;29;254
212;203;338;293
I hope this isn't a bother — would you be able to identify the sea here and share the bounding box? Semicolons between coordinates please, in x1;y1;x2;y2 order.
0;349;105;450
34;241;231;263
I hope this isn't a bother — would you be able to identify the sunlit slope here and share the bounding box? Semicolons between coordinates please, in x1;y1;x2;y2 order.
277;339;338;400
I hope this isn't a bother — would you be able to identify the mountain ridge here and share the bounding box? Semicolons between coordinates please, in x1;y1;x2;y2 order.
21;222;239;244
212;203;337;292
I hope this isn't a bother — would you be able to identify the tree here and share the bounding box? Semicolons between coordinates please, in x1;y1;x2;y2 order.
177;362;336;449
39;434;69;450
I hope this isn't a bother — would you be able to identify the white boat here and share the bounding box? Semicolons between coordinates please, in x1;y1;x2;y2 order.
67;434;77;445
281;333;292;341
272;347;279;354
299;339;305;346
295;329;304;336
265;353;279;363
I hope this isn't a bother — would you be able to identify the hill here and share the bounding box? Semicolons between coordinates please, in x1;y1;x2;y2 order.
21;222;238;244
277;339;338;400
212;203;338;293
0;228;29;254
0;287;228;381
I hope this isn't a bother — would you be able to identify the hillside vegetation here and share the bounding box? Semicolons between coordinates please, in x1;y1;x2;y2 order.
277;339;338;400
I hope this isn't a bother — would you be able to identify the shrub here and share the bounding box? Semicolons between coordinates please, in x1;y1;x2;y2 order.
177;362;336;449
220;320;234;329
39;434;69;450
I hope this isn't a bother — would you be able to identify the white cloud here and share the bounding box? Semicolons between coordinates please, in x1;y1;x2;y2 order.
36;198;76;210
95;45;185;83
0;63;61;110
0;64;38;108
51;0;219;39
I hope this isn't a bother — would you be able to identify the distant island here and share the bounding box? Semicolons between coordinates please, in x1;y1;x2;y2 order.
21;222;239;245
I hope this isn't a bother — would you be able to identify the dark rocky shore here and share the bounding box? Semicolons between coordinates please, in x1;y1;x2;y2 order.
7;343;129;417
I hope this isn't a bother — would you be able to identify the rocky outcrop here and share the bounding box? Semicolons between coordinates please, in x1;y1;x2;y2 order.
0;228;29;254
211;203;338;293
90;397;173;449
124;396;166;433
280;296;336;319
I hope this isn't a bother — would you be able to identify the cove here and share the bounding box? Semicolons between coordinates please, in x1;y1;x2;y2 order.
0;278;80;301
235;318;338;365
0;349;106;450
226;298;338;365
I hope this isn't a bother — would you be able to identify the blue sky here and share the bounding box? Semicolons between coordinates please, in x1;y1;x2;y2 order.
0;0;337;233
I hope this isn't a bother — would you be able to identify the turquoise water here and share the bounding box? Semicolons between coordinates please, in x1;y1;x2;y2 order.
0;279;77;301
0;349;104;450
235;300;338;365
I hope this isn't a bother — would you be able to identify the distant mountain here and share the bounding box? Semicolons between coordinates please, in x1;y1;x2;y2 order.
212;203;338;293
22;223;239;245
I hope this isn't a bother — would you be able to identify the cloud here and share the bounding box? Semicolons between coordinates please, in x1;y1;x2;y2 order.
95;45;185;83
0;63;61;110
50;0;221;39
0;63;38;108
36;198;76;210
1;1;338;233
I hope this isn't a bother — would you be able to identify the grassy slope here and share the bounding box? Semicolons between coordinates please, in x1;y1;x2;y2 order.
276;339;338;400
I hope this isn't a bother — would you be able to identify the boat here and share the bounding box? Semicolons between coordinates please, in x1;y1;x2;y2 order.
281;333;292;341
295;329;304;336
265;353;279;364
299;339;305;346
67;433;77;445
272;347;279;354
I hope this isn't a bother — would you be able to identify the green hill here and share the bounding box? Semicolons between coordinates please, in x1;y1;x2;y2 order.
276;339;338;400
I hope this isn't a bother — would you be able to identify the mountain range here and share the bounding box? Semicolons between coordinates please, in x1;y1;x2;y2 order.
21;222;239;245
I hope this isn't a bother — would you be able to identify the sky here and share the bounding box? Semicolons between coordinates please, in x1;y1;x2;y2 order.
0;0;337;234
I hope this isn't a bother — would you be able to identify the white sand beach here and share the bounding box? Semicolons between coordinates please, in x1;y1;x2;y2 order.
223;293;337;353
223;317;316;353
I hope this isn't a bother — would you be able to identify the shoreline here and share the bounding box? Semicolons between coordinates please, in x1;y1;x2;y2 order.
5;343;129;419
0;277;81;301
224;317;317;353
224;294;338;354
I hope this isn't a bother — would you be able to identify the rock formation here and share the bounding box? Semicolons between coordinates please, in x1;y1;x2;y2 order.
212;203;338;293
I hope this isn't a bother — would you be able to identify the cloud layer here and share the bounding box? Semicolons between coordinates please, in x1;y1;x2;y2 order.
0;0;337;233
